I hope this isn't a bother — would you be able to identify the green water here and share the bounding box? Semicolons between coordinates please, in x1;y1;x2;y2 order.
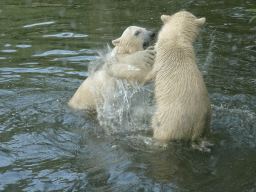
0;0;256;191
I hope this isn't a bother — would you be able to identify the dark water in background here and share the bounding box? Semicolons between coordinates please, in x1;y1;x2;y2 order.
0;0;256;191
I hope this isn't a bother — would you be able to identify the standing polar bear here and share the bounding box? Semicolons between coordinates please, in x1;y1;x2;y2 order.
68;26;155;110
149;11;211;142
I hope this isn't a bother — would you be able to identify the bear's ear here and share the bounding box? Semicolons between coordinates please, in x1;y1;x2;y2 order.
112;38;121;46
161;15;171;23
197;17;206;27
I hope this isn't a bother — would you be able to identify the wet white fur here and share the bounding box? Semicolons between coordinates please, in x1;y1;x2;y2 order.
68;26;155;110
149;11;211;142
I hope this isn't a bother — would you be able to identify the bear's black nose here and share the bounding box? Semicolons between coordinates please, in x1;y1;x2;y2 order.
151;32;155;38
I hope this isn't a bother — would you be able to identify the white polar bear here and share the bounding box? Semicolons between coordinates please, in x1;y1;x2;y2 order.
68;26;156;111
148;11;212;143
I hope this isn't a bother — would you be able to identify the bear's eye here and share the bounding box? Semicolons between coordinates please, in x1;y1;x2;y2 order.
134;31;141;36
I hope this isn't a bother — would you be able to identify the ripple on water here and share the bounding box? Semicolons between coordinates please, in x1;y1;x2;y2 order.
15;45;32;48
19;62;39;66
0;170;32;191
43;32;88;38
52;55;96;62
0;67;70;74
23;171;87;192
211;93;256;147
23;21;55;28
65;71;88;76
1;50;17;53
0;151;14;167
0;89;14;95
108;161;139;185
33;50;79;57
33;49;95;57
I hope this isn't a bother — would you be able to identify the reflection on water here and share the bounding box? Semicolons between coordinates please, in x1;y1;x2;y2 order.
0;0;256;191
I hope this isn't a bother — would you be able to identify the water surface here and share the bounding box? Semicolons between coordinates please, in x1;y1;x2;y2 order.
0;0;256;191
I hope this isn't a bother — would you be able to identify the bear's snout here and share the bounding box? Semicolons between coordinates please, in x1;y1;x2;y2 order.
150;32;155;39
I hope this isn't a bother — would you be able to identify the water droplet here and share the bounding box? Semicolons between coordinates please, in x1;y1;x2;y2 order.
227;33;232;40
59;9;65;17
232;45;237;51
71;20;76;29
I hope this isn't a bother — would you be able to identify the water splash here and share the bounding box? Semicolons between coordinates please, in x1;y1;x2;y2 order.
201;30;216;76
88;44;114;75
211;94;256;148
87;45;155;135
96;80;155;135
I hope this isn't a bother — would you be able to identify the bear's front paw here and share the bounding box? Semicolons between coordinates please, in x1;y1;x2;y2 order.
146;46;156;53
145;46;156;66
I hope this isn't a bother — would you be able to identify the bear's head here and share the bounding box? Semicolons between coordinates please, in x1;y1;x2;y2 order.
112;26;155;54
159;11;205;44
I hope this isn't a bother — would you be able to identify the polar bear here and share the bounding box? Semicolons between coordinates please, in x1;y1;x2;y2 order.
68;26;155;110
148;11;211;142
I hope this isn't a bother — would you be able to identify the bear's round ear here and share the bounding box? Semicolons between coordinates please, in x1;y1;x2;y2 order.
112;38;121;46
161;15;171;23
197;17;206;27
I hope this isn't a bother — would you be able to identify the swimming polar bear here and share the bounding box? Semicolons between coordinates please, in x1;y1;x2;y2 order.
68;26;156;111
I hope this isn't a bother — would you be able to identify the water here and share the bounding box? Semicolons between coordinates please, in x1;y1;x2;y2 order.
0;0;256;191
